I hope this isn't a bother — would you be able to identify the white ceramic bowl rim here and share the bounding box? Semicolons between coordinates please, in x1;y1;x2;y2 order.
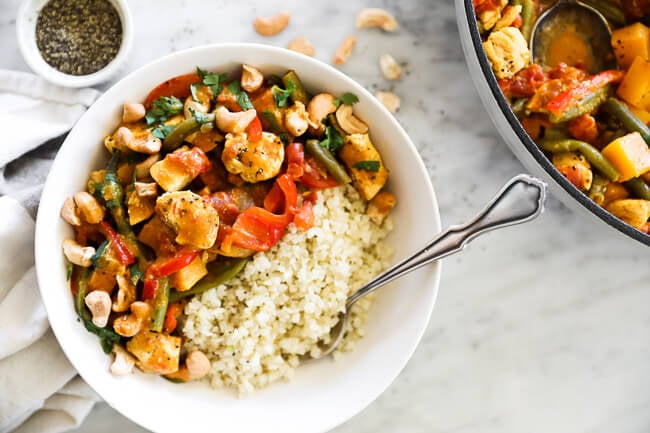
35;43;441;433
16;0;133;87
459;0;650;246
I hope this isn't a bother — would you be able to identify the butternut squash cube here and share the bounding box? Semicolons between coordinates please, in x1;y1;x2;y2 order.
617;56;650;110
629;105;650;125
339;134;388;201
172;255;207;292
611;23;650;69
602;132;650;181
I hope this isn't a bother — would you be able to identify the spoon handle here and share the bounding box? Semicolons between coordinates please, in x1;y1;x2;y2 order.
346;174;547;308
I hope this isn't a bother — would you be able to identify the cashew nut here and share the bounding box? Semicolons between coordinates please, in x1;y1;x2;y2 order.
335;104;368;135
112;274;137;313
122;103;146;123
288;36;315;56
307;93;337;135
61;197;81;226
134;182;158;198
241;64;264;93
379;54;402;80
85;290;112;328
165;350;211;382
356;8;399;31
184;97;209;120
113;301;152;337
215;106;257;134
375;91;401;113
135;153;161;179
73;191;105;224
110;345;135;376
62;239;95;267
332;35;356;65
253;12;290;36
116;127;162;155
284;101;309;137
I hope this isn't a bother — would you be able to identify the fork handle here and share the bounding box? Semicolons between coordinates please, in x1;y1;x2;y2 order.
346;174;547;308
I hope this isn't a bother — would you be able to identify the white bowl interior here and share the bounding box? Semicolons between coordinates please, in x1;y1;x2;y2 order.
35;44;441;433
16;0;133;87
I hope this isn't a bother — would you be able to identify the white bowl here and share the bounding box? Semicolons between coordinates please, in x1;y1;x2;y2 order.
34;43;441;433
16;0;133;87
455;0;650;246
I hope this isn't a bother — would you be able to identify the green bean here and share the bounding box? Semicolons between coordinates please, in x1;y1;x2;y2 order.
282;70;309;105
75;271;121;353
102;152;148;268
579;0;626;26
163;114;215;151
169;259;248;303
511;98;529;118
539;138;621;181
548;85;609;123
150;277;170;332
542;126;569;141
520;0;536;43
625;178;650;200
74;267;88;315
588;174;609;205
305;139;351;185
603;98;650;145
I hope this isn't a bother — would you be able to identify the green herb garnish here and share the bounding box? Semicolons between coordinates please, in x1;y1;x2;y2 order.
353;160;380;172
271;81;295;108
333;92;359;107
91;240;109;268
192;67;228;101
190;108;212;125
145;96;183;126
320;125;344;153
152;124;176;140
228;81;254;110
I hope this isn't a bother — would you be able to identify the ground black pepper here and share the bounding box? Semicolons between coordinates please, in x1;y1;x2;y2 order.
35;0;122;76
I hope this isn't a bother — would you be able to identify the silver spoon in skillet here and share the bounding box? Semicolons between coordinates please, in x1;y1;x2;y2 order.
530;0;616;73
310;174;547;359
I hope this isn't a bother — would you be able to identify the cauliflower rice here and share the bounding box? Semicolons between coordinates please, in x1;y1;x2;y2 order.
182;185;393;394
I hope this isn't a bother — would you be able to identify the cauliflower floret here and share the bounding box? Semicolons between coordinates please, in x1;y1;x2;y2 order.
222;131;284;183
483;27;531;79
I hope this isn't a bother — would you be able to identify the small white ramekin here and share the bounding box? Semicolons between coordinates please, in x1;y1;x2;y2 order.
16;0;133;88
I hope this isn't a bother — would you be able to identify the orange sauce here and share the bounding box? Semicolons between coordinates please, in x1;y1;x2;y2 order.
546;25;596;72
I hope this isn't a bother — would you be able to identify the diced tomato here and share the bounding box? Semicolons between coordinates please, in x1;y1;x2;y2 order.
285;142;305;180
167;147;212;177
546;70;625;116
293;199;314;231
299;155;340;189
144;73;202;108
246;115;263;142
163;303;183;334
568;114;599;143
499;64;546;98
99;221;135;265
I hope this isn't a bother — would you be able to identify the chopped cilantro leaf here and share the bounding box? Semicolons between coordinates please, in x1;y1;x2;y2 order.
320;125;344;153
196;66;208;79
91;240;109;268
353;160;380;172
192;67;227;101
271;81;294;108
145;96;183;126
189;108;212;125
227;81;254;110
152;124;176;140
333;92;359;107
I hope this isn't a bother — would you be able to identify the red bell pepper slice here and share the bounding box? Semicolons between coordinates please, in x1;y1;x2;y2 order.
546;70;625;116
144;72;202;108
246;115;263;142
163;302;183;334
99;221;135;265
142;249;199;300
285;142;305;180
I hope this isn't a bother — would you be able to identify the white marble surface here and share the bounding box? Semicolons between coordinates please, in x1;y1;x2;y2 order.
2;0;650;432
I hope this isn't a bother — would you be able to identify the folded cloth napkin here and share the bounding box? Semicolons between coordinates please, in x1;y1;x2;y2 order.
0;70;101;433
